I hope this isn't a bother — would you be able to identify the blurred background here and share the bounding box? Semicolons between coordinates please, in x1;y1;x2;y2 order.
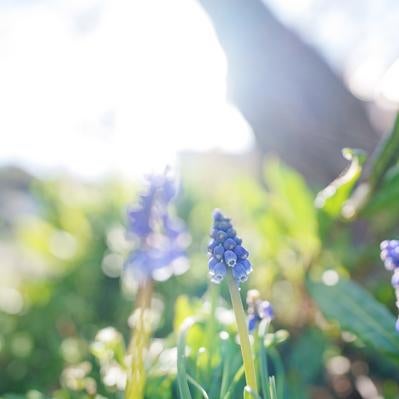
1;0;399;398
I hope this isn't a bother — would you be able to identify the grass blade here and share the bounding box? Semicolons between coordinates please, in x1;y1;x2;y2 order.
269;377;278;399
177;317;197;399
244;386;262;399
223;365;245;399
257;320;270;399
268;347;285;399
187;375;209;399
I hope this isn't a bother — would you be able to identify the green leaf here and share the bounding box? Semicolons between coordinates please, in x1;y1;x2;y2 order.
177;318;196;399
368;113;399;190
315;148;367;218
257;321;270;399
268;347;285;399
363;163;399;215
268;377;278;399
264;158;320;259
244;386;262;399
307;277;399;356
187;375;209;399
223;366;245;399
288;328;326;383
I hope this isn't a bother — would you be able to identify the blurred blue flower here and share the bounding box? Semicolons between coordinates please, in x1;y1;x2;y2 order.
380;240;399;270
246;289;274;333
125;172;188;282
208;209;252;285
380;240;399;332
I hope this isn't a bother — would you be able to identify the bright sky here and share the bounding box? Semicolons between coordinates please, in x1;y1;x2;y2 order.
1;0;398;180
0;0;253;179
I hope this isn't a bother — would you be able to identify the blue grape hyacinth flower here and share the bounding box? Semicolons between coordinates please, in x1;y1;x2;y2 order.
208;209;253;285
125;172;188;282
380;240;399;270
246;289;274;333
380;240;399;332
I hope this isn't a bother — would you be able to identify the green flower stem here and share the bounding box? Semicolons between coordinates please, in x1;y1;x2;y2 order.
125;279;153;399
227;273;258;395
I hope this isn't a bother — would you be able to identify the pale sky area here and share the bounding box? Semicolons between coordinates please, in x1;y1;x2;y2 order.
0;0;398;179
0;0;253;179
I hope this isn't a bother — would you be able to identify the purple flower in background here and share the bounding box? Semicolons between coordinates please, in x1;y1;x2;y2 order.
125;172;188;282
246;289;274;333
380;240;399;332
380;240;399;270
208;210;253;285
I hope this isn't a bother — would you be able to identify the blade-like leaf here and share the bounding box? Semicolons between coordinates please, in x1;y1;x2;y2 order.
223;366;245;399
257;320;270;399
268;377;278;399
315;148;366;217
187;374;209;399
363;163;399;215
177;317;197;399
307;277;399;356
368;113;399;191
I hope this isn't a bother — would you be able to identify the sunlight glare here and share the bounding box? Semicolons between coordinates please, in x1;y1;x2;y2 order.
0;0;253;179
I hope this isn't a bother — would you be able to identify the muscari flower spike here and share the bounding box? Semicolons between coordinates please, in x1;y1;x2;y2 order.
125;172;188;282
380;240;399;332
208;209;252;285
246;289;274;333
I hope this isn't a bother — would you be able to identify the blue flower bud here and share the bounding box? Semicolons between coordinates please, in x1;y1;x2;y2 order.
248;314;259;333
224;250;238;267
232;263;248;283
246;291;274;333
258;301;274;320
380;240;399;270
210;262;227;284
234;245;249;259
213;244;225;260
208;257;218;272
213;209;224;221
380;240;399;333
223;238;236;250
215;220;232;231
235;237;242;245
208;240;217;253
239;259;252;273
213;230;228;242
226;228;236;238
392;271;399;288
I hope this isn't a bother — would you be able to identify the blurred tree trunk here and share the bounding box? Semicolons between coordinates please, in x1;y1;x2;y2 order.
198;0;380;186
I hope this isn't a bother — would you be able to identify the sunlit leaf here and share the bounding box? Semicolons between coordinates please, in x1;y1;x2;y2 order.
315;148;366;218
368;113;399;190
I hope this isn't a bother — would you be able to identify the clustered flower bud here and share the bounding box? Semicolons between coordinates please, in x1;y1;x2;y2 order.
208;210;252;285
246;289;274;333
125;173;188;282
380;240;399;332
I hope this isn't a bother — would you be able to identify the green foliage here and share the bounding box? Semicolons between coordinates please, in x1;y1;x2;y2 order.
2;115;399;398
308;277;399;356
315;148;366;218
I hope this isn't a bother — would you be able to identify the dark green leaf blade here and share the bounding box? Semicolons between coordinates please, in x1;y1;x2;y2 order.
307;277;399;356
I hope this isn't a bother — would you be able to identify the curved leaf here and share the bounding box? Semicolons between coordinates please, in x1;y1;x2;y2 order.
368;113;399;190
307;277;399;356
315;148;366;218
